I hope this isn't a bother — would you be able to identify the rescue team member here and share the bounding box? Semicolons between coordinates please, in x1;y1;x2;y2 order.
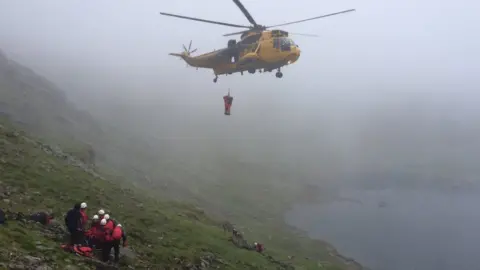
108;224;128;263
79;202;88;229
254;242;264;253
85;215;100;247
65;203;83;246
103;214;116;232
95;218;108;243
98;209;105;220
90;215;100;229
99;218;114;262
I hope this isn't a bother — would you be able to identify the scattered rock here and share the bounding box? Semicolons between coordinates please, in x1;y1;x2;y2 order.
35;265;53;270
121;247;136;262
35;245;50;251
8;263;27;269
23;255;42;264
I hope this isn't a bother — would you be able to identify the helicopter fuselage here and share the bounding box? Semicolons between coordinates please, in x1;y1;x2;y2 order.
172;30;300;80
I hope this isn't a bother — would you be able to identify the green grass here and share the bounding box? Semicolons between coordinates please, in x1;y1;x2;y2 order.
0;121;359;270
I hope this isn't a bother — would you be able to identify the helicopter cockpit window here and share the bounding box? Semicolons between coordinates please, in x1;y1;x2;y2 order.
279;37;294;51
274;37;294;51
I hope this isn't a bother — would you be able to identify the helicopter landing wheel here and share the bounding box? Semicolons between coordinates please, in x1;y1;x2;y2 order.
275;71;283;78
213;76;218;83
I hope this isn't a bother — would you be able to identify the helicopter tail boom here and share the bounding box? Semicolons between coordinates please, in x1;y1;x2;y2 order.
169;52;194;67
169;52;187;58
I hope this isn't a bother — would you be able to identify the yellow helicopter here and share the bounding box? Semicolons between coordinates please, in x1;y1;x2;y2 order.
160;0;355;83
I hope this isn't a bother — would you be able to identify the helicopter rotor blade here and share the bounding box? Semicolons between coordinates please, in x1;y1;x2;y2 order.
190;48;198;54
222;29;253;37
188;40;192;52
266;9;355;28
159;12;250;29
232;0;258;26
182;44;188;52
288;32;320;37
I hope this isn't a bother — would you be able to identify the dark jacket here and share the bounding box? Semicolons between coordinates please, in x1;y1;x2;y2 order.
65;203;82;232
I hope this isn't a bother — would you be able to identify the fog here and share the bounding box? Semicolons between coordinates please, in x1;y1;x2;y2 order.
1;0;480;269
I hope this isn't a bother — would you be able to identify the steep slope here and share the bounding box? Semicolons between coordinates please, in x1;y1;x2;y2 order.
0;121;309;269
0;49;364;269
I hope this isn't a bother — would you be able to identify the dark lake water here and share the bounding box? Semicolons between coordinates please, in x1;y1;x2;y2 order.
285;189;480;270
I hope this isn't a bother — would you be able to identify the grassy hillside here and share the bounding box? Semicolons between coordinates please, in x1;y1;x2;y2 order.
0;49;364;269
0;119;361;270
0;121;291;269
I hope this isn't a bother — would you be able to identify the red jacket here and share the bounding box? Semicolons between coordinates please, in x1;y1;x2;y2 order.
106;225;127;245
85;222;99;237
255;243;264;252
93;226;107;242
79;210;88;228
105;220;115;232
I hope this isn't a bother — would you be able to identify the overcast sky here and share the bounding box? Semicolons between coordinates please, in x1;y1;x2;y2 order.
1;0;478;99
1;0;480;185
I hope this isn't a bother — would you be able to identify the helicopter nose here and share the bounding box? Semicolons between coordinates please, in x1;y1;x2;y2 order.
287;46;301;64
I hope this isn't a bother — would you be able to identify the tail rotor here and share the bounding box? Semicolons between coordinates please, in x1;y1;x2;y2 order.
169;40;197;68
181;40;197;67
183;40;198;56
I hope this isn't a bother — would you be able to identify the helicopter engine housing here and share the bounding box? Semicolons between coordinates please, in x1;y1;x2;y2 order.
227;39;236;48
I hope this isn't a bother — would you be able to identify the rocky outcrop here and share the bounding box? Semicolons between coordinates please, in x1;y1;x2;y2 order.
0;124;102;180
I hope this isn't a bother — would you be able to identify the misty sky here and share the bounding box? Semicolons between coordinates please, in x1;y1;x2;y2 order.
1;0;478;99
1;0;480;187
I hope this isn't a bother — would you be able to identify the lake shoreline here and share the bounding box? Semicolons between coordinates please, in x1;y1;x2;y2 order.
282;205;368;270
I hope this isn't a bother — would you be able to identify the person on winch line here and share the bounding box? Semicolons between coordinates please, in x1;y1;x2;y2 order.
65;203;83;246
223;89;234;115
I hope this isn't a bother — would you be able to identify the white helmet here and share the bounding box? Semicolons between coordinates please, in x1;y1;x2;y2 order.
104;214;110;220
98;209;105;215
92;215;99;220
80;202;87;209
254;242;258;246
100;219;107;226
117;224;122;227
